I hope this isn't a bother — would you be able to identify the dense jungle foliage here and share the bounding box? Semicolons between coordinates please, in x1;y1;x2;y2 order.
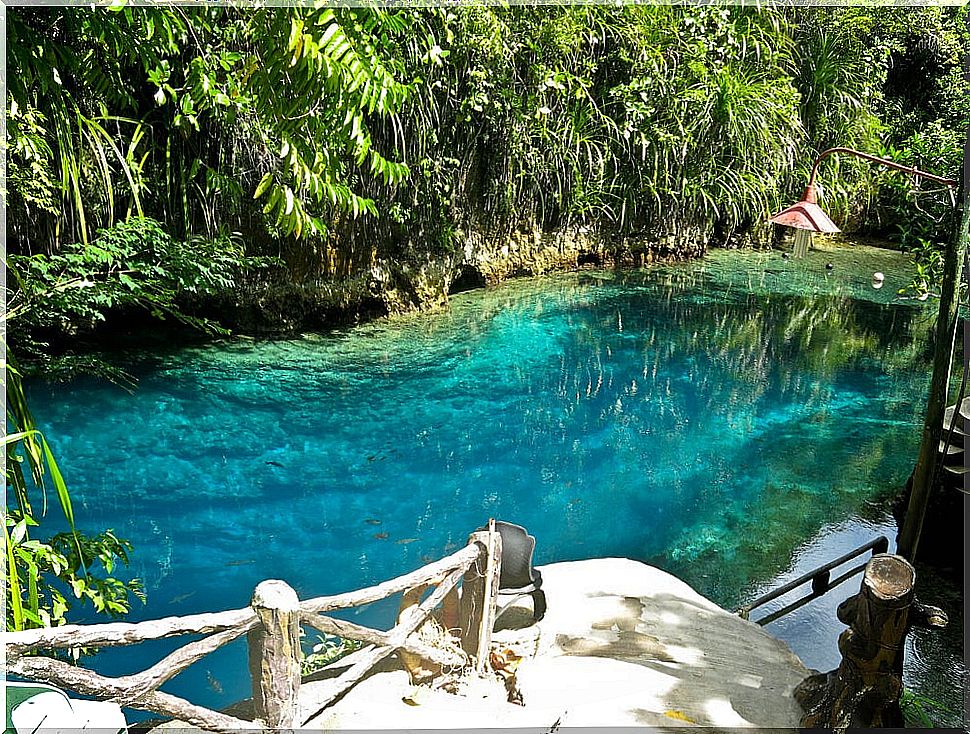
7;5;968;344
3;4;967;631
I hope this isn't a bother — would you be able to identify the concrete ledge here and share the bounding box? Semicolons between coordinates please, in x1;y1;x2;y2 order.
310;558;809;729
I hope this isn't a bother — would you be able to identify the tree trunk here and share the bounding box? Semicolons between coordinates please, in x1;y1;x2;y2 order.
897;122;969;560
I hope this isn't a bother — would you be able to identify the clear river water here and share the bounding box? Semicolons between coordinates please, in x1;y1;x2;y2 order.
26;244;964;723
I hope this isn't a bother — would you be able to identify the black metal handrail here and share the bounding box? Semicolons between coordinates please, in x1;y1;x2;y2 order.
736;535;889;626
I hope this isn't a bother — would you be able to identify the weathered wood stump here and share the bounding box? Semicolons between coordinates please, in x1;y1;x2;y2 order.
795;554;915;729
248;579;301;728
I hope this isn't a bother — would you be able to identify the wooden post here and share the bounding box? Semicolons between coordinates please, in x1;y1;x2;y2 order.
248;579;301;728
458;532;488;660
795;554;916;729
476;521;502;674
458;525;502;671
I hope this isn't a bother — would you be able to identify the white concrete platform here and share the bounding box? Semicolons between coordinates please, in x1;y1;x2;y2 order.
306;558;809;729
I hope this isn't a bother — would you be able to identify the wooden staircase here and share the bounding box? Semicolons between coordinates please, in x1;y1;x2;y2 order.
939;396;969;491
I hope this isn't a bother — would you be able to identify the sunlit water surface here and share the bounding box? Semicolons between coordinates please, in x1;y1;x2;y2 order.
28;245;962;721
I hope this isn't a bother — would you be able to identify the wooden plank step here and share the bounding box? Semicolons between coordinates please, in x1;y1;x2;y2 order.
938;441;965;456
944;397;970;425
941;409;967;435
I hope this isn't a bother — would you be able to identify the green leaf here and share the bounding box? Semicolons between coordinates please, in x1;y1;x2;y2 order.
42;437;74;530
5;525;25;631
11;520;28;546
254;172;274;199
263;185;281;215
288;18;303;51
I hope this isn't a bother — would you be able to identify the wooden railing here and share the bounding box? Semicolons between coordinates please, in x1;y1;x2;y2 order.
4;526;503;732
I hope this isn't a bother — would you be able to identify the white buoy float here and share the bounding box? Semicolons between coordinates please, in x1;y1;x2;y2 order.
872;272;885;289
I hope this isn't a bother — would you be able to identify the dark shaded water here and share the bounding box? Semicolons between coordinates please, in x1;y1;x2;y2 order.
27;245;961;721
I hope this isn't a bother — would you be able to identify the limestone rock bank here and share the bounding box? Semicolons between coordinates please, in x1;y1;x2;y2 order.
209;225;720;336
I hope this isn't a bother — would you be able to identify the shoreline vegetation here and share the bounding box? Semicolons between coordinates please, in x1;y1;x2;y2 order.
7;6;966;367
9;229;916;373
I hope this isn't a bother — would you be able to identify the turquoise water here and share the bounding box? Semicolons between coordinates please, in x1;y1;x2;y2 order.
27;245;936;713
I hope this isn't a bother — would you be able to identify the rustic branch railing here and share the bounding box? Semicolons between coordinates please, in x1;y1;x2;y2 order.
4;527;503;733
